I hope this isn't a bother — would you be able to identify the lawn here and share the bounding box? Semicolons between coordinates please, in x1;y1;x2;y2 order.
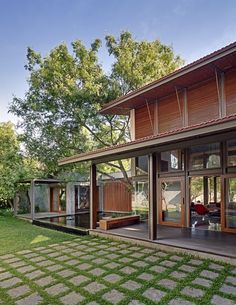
0;213;75;255
0;214;236;305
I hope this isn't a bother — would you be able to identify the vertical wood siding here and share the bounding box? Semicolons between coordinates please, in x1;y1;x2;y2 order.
225;69;236;115
188;78;219;125
135;103;154;139
158;93;184;133
132;72;236;140
103;180;132;212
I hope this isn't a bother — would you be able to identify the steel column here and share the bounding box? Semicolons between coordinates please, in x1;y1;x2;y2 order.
90;163;98;229
148;153;157;240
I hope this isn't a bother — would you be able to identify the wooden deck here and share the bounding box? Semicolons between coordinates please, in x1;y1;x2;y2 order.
95;222;236;259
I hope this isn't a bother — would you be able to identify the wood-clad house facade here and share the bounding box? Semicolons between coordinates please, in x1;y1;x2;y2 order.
59;42;236;240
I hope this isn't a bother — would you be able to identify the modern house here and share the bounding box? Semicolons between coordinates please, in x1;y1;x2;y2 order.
58;42;236;249
14;178;90;220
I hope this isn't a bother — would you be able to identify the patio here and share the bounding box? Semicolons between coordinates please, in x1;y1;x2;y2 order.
0;235;235;305
94;223;236;260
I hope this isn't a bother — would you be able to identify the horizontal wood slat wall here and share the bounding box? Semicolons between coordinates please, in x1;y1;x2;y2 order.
188;78;219;125
225;69;236;115
103;180;132;212
158;93;183;133
135;103;154;139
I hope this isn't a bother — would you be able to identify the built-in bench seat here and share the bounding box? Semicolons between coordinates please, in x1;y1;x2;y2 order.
99;215;140;230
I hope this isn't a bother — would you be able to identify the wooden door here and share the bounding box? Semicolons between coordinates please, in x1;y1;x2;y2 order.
221;175;236;233
158;177;185;227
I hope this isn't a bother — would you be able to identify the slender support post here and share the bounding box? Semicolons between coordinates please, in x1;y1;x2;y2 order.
30;180;35;220
90;163;98;229
148;153;157;240
203;176;208;205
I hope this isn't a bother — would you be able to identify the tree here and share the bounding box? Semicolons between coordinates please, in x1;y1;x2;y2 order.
9;31;184;177
0;122;42;208
106;32;184;94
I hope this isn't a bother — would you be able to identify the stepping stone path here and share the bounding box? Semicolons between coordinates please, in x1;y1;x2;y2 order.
0;236;235;305
7;284;31;298
211;295;236;305
102;289;125;304
158;278;177;290
15;293;42;305
60;292;84;305
143;287;166;302
84;282;106;294
45;283;69;296
192;277;212;288
121;280;142;291
181;286;205;298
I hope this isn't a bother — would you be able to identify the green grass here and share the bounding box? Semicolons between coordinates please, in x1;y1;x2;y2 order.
0;213;235;305
0;234;235;305
0;214;75;255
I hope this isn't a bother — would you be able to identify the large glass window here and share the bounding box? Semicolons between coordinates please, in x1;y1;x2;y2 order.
190;176;221;230
189;143;221;170
161;180;182;223
227;140;236;167
225;178;236;229
136;155;148;175
132;180;148;220
160;150;183;172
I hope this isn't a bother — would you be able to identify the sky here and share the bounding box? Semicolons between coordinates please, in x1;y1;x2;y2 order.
1;0;236;123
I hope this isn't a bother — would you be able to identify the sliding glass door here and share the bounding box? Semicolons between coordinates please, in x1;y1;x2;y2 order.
222;175;236;232
159;177;185;227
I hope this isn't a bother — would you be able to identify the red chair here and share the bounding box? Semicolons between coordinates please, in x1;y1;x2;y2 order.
194;204;209;215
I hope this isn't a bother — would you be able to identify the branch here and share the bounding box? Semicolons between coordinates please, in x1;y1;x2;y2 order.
82;124;109;147
114;117;130;145
97;170;116;181
105;162;122;170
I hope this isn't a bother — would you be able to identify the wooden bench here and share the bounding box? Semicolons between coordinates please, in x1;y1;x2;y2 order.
99;215;140;230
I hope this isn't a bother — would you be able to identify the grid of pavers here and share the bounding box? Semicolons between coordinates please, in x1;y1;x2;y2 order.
0;236;235;305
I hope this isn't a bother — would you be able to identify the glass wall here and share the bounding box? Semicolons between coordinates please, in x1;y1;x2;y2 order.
135;155;148;175
161;180;182;224
190;176;221;230
160;150;183;172
227;140;236;167
132;155;149;220
225;178;236;229
132;179;149;221
189;143;221;170
74;184;90;210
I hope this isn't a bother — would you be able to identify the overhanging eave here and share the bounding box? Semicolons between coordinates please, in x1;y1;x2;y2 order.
58;119;236;166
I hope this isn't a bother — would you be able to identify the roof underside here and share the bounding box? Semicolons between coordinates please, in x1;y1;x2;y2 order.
100;42;236;115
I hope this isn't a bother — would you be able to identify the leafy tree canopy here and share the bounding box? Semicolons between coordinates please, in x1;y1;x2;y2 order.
10;31;184;175
0;122;42;207
106;32;184;94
